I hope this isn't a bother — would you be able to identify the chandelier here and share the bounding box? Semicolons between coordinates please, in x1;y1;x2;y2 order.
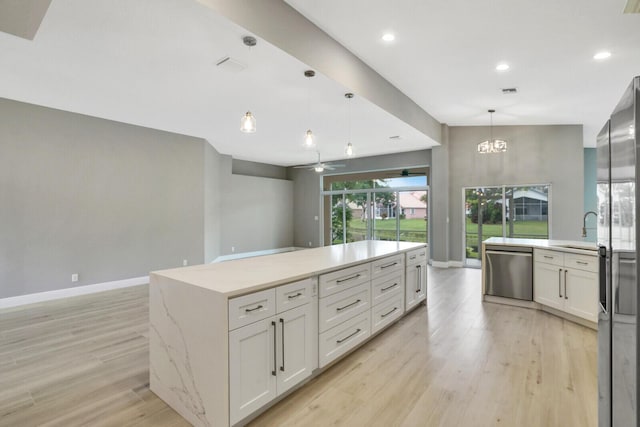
477;109;507;154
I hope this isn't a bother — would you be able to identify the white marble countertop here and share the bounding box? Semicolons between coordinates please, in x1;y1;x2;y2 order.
483;237;597;256
151;240;426;298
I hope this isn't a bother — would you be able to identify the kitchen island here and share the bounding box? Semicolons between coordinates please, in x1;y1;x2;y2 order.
482;237;598;328
149;240;427;427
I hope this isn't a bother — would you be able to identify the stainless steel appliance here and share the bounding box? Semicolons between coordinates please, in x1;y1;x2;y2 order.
484;245;533;301
598;76;639;427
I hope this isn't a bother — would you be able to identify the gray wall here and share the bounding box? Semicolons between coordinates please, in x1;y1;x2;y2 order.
447;125;584;262
0;98;294;299
430;125;450;264
583;148;597;242
232;158;288;180
221;174;293;254
289;150;432;248
0;98;207;298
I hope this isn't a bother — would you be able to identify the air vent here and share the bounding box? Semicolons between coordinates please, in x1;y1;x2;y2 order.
389;135;401;140
501;87;518;94
215;56;246;73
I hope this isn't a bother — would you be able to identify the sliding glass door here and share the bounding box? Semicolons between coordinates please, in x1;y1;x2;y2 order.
323;172;429;246
464;184;550;266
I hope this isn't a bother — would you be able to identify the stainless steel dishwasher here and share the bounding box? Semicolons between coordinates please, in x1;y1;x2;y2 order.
484;245;533;301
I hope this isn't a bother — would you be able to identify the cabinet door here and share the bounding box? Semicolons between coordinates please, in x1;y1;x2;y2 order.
276;304;314;395
405;265;419;310
564;268;598;322
533;262;563;310
229;318;277;425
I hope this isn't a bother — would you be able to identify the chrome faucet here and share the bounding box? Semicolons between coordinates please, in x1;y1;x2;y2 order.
582;211;598;237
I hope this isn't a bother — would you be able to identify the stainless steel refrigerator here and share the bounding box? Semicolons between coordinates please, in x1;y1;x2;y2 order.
598;76;639;426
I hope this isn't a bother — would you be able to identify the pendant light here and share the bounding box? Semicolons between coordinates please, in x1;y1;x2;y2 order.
303;70;316;148
240;36;257;133
344;93;354;157
477;109;507;154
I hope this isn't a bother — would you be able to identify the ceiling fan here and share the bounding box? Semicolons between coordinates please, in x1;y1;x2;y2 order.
293;152;345;173
386;169;424;177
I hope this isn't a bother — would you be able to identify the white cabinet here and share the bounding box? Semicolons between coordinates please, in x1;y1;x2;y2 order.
533;249;598;323
405;261;426;311
229;279;316;425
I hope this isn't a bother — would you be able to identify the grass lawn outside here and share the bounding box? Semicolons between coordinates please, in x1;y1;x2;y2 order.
343;218;427;244
465;217;548;259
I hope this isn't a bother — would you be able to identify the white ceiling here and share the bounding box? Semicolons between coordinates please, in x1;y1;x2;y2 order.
0;0;434;167
2;1;638;167
287;0;640;147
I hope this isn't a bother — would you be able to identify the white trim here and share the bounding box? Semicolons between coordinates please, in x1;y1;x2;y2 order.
430;260;464;268
0;276;149;309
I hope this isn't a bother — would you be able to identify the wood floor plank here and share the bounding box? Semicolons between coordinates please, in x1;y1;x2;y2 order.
0;269;597;427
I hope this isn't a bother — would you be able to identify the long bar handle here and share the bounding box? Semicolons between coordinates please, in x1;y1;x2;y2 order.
336;328;361;344
271;321;277;376
576;261;589;265
245;304;263;313
380;261;398;269
558;268;562;298
416;265;422;293
336;299;361;311
287;292;302;300
336;274;361;283
279;318;285;372
381;307;398;318
564;270;568;300
381;283;398;292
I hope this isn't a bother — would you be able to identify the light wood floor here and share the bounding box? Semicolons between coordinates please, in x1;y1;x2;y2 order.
0;267;597;427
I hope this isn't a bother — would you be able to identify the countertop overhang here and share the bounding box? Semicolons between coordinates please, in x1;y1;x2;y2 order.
483;237;597;256
151;240;426;297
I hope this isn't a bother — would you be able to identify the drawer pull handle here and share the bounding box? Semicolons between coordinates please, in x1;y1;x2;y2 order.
336;299;361;311
409;255;417;260
245;304;263;313
543;255;554;259
280;318;285;372
287;292;303;299
564;270;568;300
381;262;398;269
558;269;562;298
271;321;277;376
381;307;398;318
337;274;361;283
576;261;589;265
381;283;398;292
336;328;361;344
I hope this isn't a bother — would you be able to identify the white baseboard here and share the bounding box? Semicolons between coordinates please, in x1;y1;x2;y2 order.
430;260;464;268
0;276;149;309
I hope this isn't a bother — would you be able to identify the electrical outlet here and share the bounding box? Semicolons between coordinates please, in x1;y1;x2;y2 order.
71;273;79;282
314;216;319;221
308;241;312;247
183;259;188;266
231;246;235;253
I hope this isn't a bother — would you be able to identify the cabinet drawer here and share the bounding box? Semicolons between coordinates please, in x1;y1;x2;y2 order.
318;282;370;333
318;310;370;368
228;288;276;331
406;247;427;266
535;249;564;266
371;255;404;278
371;271;404;306
371;293;405;334
276;278;315;313
319;263;370;298
564;253;598;273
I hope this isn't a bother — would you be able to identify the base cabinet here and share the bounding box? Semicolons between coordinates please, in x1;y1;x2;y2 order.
229;285;315;425
405;261;427;310
533;249;598;323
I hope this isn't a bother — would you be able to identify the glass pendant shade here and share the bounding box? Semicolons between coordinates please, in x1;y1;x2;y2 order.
240;111;256;133
304;129;315;147
314;165;324;173
345;142;354;156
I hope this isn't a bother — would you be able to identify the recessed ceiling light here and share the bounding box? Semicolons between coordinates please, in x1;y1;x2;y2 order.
594;51;611;60
496;63;510;72
382;33;395;42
